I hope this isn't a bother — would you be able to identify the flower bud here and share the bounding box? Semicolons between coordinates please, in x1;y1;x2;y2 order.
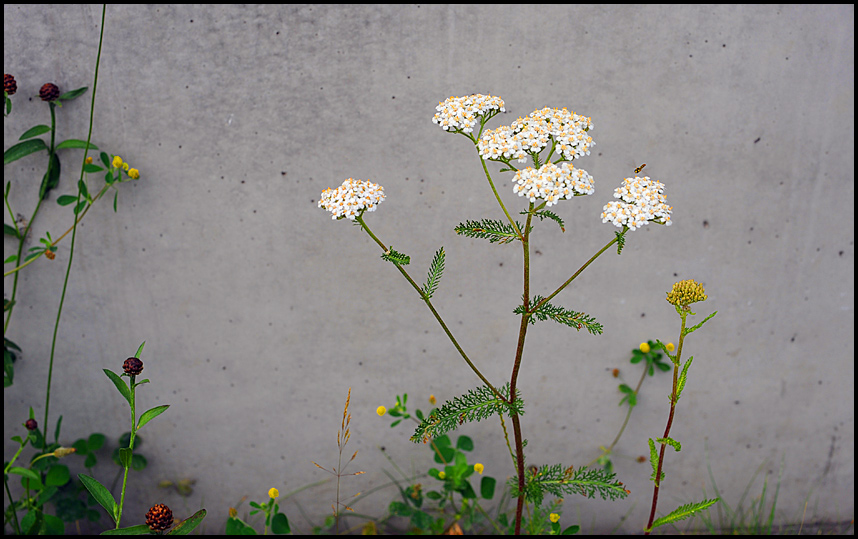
39;83;59;102
123;357;144;376
4;74;17;96
25;418;38;431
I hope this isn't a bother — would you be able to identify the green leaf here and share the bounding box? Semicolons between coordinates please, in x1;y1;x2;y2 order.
58;86;88;101
78;473;117;524
56;195;78;206
380;247;410;265
523;209;565;232
421;247;445;299
562;524;581;534
55;139;98;150
225;515;257;535
9;466;40;481
39;152;61;200
137;404;170;431
103;369;132;406
456;435;474;451
4;223;20;238
45;464;70;487
411;384;523;443
78;178;90;200
271;512;290;534
656;437;682;452
516;295;603;334
4;138;47;165
118;447;133;468
649;498;719;531
169;508;207;535
135;341;146;358
83;163;104;173
480;476;496;499
100;524;152;535
19;125;51;140
615;230;627;254
454;219;524;244
88;432;106;451
73;200;87;215
675;356;693;402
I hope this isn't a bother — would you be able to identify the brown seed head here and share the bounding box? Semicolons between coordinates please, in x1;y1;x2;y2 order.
123;357;144;376
4;74;17;96
145;503;173;532
25;418;38;431
39;83;59;102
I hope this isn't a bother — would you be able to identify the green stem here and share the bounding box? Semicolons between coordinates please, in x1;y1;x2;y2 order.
644;313;687;534
42;3;106;449
533;228;626;314
587;362;649;469
117;374;136;528
356;214;503;401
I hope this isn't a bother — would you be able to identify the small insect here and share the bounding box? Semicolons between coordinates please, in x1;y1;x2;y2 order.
634;163;647;174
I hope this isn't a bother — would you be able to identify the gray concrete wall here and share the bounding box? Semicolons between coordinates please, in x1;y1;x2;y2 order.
4;4;853;534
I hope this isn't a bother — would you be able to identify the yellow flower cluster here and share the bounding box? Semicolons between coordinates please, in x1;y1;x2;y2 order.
666;279;708;307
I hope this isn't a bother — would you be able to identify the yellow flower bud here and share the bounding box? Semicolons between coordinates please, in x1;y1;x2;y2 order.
268;487;279;499
666;279;708;308
113;156;123;168
474;463;484;475
429;394;436;405
128;168;140;179
550;512;560;523
438;471;446;479
376;406;386;416
85;156;93;164
122;162;129;171
640;342;650;353
666;342;675;352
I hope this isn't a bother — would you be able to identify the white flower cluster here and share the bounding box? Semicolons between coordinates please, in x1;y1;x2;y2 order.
318;178;385;220
478;107;594;163
600;176;672;230
432;94;505;133
512;163;595;206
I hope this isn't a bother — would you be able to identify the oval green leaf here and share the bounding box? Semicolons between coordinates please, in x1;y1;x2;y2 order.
137;404;170;431
56;139;98;150
4;139;47;165
78;473;117;524
19;125;51;140
103;369;132;406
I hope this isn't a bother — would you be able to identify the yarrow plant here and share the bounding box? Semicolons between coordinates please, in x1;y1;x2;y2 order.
318;94;709;534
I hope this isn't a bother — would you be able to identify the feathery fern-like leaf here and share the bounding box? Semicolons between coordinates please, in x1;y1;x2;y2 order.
615;230;627;254
454;219;524;244
514;295;603;335
675;356;693;402
380;247;410;265
656;437;681;452
509;464;630;506
648;438;664;485
410;384;523;444
684;310;717;335
421;247;445;299
522;209;565;232
648;498;719;531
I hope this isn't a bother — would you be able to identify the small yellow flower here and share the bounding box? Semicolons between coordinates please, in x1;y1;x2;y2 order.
376;406;386;416
122;162;129;172
113;155;123;168
474;463;484;475
550;512;560;523
438;471;446;479
85;156;93;164
268;487;279;499
640;342;650;353
128;168;140;179
666;342;675;352
429;394;436;405
229;507;237;518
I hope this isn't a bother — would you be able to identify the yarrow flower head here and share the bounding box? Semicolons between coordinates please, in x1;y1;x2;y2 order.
666;279;707;308
511;162;594;206
478;107;594;163
601;175;672;231
432;94;505;133
318;178;385;220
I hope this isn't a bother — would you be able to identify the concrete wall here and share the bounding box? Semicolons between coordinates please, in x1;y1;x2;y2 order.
4;4;853;533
